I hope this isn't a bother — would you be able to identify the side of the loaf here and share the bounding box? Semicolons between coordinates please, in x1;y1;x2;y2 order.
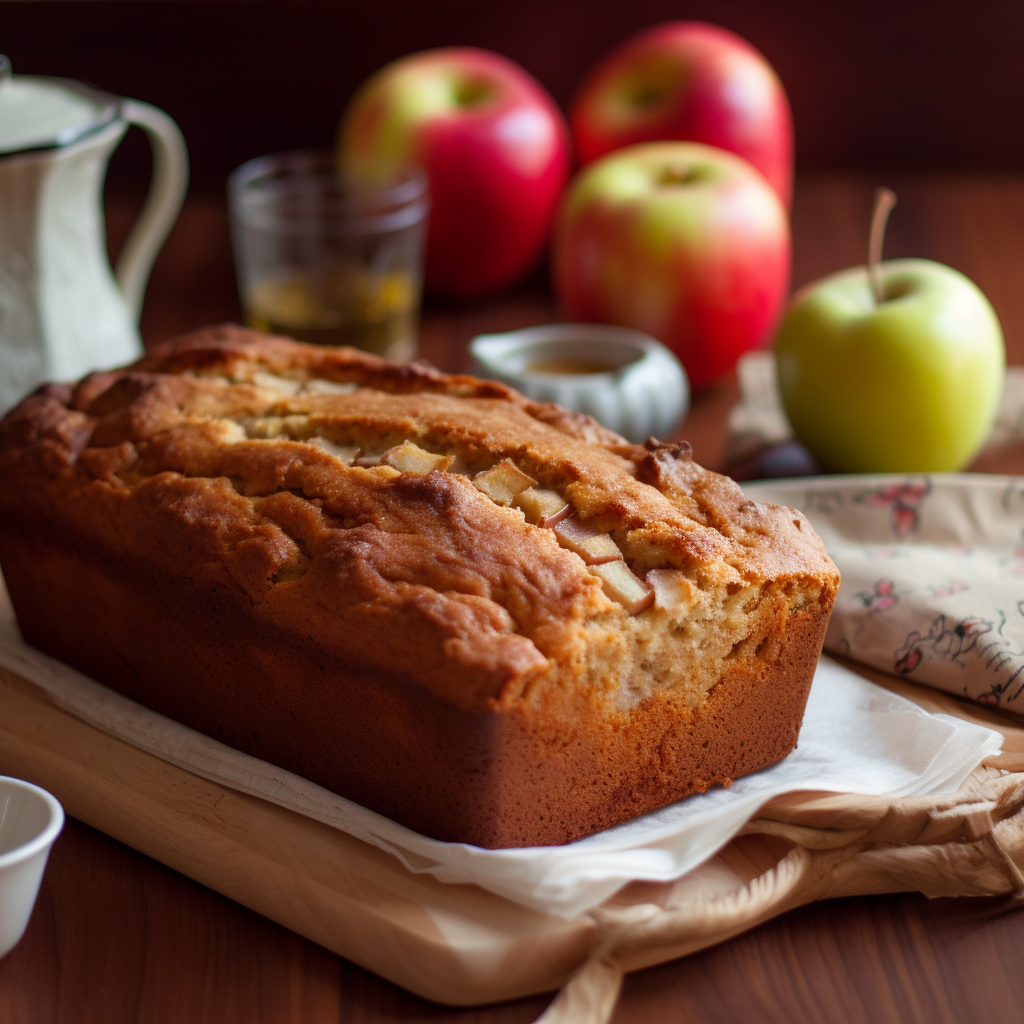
0;326;839;847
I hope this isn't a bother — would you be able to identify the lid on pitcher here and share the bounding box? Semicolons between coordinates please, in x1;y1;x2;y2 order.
0;56;120;155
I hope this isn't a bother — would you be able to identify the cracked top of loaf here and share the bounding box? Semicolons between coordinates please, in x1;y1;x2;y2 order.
0;326;839;716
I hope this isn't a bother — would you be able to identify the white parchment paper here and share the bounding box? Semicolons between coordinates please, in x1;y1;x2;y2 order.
0;583;999;918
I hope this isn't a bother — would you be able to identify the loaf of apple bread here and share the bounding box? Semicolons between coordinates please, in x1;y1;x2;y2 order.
0;326;838;848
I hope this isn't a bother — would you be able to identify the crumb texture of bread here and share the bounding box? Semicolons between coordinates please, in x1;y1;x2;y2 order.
0;326;839;847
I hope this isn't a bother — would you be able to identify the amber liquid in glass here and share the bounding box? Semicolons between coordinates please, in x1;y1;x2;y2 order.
246;266;417;360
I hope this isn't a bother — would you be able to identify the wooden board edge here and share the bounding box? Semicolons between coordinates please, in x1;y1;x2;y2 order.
0;665;597;1005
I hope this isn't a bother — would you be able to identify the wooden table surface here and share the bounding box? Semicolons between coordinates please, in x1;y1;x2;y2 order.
3;173;1024;1023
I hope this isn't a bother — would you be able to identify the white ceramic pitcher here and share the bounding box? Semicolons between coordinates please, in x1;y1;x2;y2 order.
0;56;188;413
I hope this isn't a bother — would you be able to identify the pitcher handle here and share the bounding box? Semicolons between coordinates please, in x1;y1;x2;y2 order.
114;100;189;323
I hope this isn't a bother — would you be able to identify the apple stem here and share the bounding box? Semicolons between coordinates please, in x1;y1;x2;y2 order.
868;187;898;304
660;163;697;186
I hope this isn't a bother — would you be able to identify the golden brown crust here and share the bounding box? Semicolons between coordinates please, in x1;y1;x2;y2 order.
0;326;839;847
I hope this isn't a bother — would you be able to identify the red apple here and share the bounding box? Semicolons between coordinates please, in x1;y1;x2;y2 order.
553;141;790;389
338;48;570;298
570;22;793;207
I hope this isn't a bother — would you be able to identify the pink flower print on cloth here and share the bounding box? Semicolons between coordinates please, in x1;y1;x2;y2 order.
855;478;931;537
857;579;898;611
893;608;1024;708
928;581;969;598
894;614;993;675
741;475;1024;713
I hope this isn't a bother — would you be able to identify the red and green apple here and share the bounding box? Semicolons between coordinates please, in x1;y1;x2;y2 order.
552;141;790;389
570;22;793;207
338;48;570;299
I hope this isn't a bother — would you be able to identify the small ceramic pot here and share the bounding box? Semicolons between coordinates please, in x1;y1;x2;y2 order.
469;324;689;444
0;776;64;959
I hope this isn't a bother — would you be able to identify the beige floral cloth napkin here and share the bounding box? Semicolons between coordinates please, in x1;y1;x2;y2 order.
744;473;1024;714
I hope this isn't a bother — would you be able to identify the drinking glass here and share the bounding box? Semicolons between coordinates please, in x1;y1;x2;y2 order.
228;151;428;360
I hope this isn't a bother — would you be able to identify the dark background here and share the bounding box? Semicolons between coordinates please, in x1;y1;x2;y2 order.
6;0;1024;197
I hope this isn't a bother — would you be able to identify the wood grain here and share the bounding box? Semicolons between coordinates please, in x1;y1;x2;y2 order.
0;667;598;1007
3;175;1024;1022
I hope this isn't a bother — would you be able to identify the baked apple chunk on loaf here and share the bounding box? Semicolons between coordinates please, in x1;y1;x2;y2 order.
0;327;838;848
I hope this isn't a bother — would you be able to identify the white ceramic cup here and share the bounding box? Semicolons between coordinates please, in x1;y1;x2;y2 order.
469;323;689;444
0;776;64;959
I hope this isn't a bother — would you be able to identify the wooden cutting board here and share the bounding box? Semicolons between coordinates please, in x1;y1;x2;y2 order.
4;659;1024;1009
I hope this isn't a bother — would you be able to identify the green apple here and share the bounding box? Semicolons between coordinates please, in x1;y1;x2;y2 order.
775;258;1005;473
